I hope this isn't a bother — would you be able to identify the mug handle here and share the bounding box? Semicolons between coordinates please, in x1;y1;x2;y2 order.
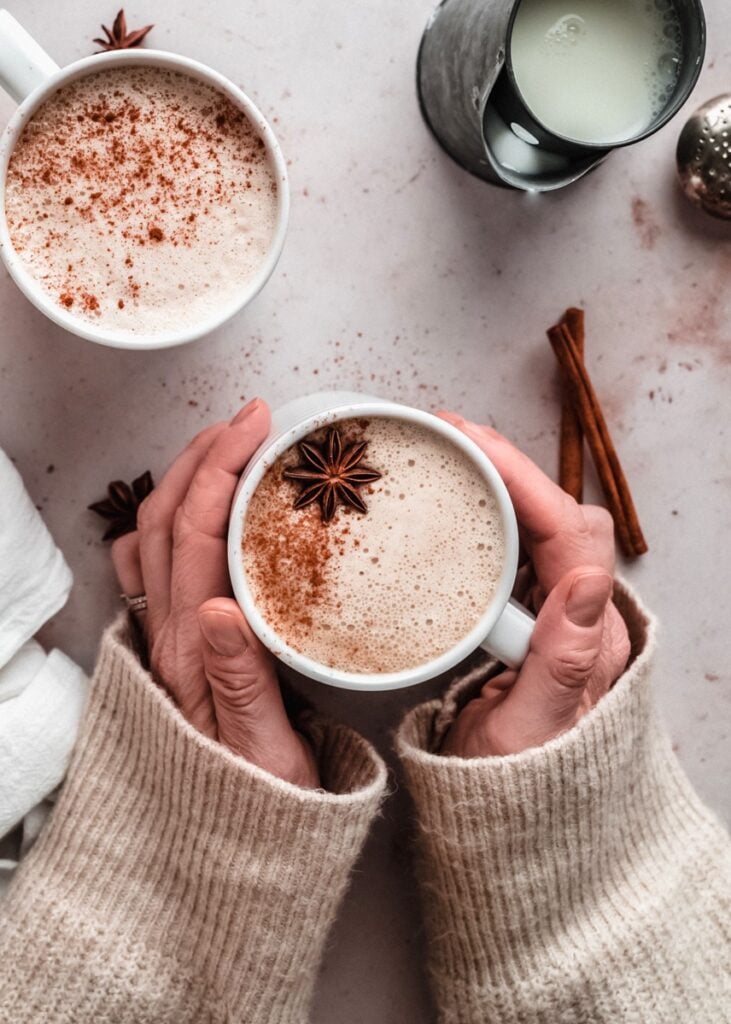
481;597;535;669
0;10;59;104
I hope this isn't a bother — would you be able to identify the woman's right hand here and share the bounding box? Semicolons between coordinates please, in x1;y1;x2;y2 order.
111;399;319;789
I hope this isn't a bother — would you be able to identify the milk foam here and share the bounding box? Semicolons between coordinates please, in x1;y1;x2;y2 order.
242;418;506;675
510;0;684;145
5;67;278;336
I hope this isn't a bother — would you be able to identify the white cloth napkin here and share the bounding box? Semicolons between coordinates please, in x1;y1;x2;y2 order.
0;450;74;665
0;449;88;891
0;640;87;836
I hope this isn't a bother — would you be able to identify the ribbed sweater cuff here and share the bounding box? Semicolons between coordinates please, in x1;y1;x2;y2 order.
0;617;387;1024
395;580;731;1024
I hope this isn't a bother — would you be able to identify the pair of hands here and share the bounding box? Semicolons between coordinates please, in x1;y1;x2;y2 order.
112;399;630;783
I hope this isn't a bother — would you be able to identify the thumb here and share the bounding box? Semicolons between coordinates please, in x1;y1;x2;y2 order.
498;567;613;747
198;598;302;770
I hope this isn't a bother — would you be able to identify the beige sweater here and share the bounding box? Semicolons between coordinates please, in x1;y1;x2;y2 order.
0;585;729;1023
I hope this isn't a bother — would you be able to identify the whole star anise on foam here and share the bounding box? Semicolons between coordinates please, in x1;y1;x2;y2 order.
283;428;382;524
88;470;154;541
94;10;154;52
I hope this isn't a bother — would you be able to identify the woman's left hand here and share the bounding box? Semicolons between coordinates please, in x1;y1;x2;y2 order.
437;413;631;759
111;398;319;788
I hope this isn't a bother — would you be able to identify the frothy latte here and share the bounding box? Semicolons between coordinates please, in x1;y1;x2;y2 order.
242;417;506;675
5;66;279;336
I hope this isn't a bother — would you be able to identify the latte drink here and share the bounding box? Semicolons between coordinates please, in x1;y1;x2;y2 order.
242;417;506;675
5;66;278;336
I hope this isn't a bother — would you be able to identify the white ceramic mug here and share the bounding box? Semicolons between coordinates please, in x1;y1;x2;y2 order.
0;10;289;350
228;391;536;692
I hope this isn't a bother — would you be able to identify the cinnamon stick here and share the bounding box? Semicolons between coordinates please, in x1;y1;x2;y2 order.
559;307;585;501
547;322;648;557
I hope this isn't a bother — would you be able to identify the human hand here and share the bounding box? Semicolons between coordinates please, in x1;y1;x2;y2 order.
438;413;631;758
111;399;319;788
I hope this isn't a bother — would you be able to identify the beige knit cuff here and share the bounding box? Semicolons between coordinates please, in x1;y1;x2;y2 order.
0;618;387;1022
394;580;669;865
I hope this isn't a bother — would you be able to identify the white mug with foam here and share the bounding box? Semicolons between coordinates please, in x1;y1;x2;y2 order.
0;10;289;350
228;391;536;692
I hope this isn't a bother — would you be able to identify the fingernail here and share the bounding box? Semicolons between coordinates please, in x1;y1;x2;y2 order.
231;398;262;424
439;411;469;429
199;609;247;657
460;416;489;436
566;572;613;627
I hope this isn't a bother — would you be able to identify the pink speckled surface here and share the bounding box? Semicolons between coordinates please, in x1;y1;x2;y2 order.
0;3;729;1020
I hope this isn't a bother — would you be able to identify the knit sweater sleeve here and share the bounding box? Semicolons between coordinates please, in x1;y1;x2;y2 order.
0;617;387;1024
395;581;731;1024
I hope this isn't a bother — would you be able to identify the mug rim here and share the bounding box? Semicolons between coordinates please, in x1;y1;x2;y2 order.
504;0;707;152
227;400;521;692
0;48;290;350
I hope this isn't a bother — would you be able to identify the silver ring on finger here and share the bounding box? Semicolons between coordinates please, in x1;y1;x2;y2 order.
120;593;148;615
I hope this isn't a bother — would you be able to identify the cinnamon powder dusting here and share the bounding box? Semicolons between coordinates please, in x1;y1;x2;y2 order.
243;422;372;655
243;461;345;635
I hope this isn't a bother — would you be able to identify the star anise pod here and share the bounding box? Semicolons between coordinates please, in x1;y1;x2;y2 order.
88;470;154;541
283;429;382;523
93;10;154;52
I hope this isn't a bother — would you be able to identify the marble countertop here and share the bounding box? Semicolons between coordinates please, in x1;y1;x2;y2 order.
0;1;729;1020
